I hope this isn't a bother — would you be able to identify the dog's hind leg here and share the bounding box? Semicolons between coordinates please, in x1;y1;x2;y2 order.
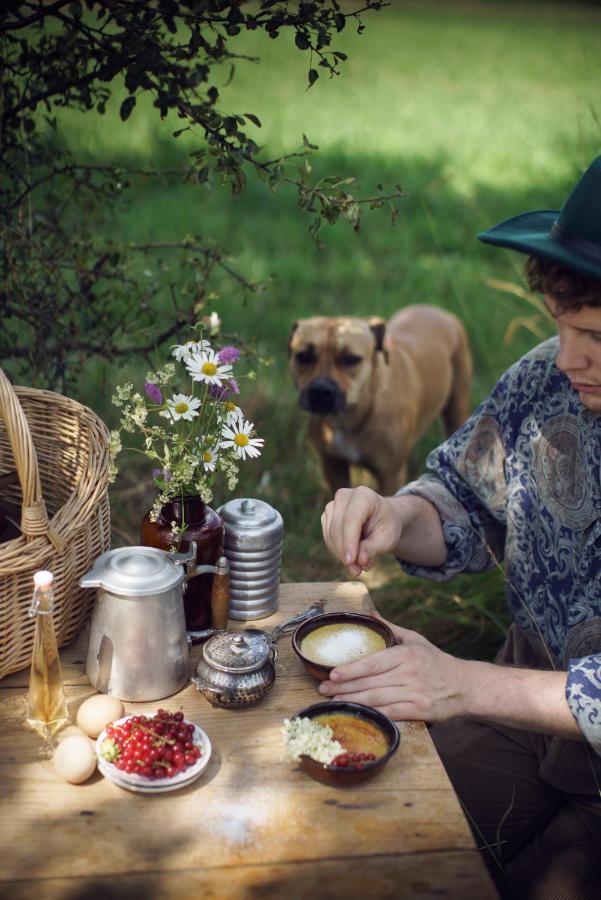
441;326;473;437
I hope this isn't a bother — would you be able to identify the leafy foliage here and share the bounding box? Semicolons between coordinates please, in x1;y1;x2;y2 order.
0;0;402;391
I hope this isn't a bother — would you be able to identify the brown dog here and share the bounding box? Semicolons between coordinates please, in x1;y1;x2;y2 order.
289;305;472;496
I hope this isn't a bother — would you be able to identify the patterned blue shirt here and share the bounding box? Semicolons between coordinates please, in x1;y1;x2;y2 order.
398;337;601;755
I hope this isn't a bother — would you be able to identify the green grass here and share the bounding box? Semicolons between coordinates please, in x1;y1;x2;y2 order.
45;1;601;659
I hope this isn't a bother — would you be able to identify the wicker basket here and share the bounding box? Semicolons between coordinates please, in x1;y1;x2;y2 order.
0;367;111;679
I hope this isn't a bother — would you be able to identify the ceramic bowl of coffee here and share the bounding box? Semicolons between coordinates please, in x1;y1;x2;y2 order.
292;612;396;681
291;700;400;787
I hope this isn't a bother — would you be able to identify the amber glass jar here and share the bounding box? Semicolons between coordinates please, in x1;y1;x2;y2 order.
141;495;224;631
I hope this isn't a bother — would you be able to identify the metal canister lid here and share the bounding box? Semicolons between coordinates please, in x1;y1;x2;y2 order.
79;546;185;597
202;631;271;673
218;498;283;547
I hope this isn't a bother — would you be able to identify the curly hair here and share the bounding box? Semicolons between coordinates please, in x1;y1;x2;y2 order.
524;257;601;310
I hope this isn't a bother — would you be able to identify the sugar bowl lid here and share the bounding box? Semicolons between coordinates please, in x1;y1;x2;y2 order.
79;546;186;597
202;631;271;673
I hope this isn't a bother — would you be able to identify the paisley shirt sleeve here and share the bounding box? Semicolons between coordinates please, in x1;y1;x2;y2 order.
566;656;601;754
395;372;511;581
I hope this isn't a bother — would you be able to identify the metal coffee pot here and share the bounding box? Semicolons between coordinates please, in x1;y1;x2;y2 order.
80;543;204;702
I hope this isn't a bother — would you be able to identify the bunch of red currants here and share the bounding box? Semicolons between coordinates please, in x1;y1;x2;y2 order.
100;709;202;779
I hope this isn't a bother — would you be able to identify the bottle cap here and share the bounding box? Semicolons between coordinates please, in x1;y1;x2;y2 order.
33;570;54;588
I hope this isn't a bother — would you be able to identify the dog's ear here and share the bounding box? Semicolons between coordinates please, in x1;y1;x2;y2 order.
368;317;388;362
288;320;299;357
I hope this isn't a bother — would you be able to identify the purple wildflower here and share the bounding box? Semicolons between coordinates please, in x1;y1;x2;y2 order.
208;384;228;401
217;345;240;365
152;467;172;482
152;468;161;480
144;381;163;404
228;377;240;395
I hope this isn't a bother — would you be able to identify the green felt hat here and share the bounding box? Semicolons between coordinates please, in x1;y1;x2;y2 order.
478;156;601;281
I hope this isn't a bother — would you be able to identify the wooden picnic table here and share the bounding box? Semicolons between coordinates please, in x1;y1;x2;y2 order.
0;582;498;899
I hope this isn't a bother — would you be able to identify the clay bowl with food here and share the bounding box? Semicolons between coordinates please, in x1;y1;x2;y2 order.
292;612;396;682
289;700;400;787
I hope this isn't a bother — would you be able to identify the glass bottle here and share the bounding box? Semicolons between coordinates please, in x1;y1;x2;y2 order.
26;570;69;740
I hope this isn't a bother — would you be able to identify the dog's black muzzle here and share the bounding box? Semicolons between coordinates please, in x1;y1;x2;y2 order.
300;377;346;415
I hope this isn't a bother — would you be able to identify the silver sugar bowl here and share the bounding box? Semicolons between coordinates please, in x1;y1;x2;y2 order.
192;630;276;708
217;498;283;621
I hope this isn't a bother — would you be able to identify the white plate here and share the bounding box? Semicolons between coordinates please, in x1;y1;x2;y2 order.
96;714;211;794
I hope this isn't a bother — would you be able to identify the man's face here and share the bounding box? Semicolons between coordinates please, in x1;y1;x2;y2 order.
547;295;601;413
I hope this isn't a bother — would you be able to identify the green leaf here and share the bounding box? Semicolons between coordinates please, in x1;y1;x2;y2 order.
245;113;262;128
295;31;310;50
308;68;318;87
119;96;136;121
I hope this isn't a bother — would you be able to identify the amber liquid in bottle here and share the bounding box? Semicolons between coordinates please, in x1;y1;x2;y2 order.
26;572;68;740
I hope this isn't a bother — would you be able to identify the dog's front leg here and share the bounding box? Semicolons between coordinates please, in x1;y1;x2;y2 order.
321;453;351;496
377;468;407;497
307;419;351;496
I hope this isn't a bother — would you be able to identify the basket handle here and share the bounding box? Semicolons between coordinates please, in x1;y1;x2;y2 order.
0;367;65;552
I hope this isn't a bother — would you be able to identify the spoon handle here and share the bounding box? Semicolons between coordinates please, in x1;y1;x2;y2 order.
270;601;324;643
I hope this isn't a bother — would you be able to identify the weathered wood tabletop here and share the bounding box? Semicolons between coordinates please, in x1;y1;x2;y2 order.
0;582;498;899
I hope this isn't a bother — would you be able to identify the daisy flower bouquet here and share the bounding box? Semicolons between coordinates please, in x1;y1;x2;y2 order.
110;317;263;523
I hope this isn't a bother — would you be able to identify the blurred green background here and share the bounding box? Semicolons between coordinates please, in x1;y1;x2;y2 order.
57;0;601;659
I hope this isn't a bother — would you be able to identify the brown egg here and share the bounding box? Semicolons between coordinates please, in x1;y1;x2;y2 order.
53;735;97;784
76;694;124;739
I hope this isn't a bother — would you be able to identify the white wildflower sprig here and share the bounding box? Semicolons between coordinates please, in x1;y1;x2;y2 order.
110;318;263;505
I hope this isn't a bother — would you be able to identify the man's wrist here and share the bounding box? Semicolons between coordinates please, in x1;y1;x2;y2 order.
455;657;488;718
458;659;499;719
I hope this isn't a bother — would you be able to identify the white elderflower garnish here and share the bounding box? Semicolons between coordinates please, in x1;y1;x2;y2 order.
220;416;263;460
186;348;232;386
282;717;343;764
162;393;201;422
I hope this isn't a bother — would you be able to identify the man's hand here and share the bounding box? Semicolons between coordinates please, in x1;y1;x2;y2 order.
319;616;581;739
321;486;448;576
318;619;469;722
321;486;404;576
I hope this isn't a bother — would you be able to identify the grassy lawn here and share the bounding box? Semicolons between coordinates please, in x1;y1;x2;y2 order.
49;0;601;659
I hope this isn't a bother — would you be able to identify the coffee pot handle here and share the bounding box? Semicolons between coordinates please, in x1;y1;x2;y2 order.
172;541;198;576
209;557;230;630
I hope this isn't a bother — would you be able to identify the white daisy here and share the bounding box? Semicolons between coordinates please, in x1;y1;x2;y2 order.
220;416;264;460
199;443;219;472
172;340;211;362
186;348;232;386
163;393;201;422
223;400;243;426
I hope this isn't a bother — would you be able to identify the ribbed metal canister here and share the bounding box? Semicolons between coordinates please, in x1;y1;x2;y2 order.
217;498;283;621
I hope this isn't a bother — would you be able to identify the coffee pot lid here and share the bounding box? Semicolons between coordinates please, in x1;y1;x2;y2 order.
202;630;271;673
79;546;185;597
